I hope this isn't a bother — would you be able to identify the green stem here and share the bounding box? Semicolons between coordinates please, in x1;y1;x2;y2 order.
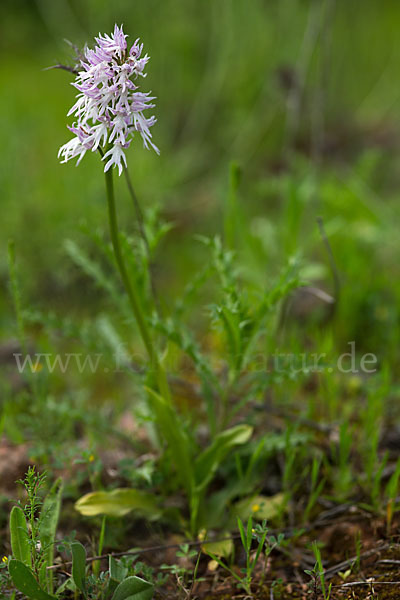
93;515;106;577
105;169;170;401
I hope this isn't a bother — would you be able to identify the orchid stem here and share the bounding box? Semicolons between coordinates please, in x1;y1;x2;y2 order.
105;168;170;401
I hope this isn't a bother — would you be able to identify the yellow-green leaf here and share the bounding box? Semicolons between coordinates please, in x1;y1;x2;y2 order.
202;537;233;559
75;489;161;519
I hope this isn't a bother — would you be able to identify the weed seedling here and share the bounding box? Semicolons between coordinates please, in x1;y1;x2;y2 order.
161;543;203;598
252;520;284;586
305;542;332;600
205;517;278;596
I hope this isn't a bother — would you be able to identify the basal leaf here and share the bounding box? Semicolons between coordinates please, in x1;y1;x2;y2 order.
8;560;56;600
111;575;153;600
195;424;253;491
145;387;194;497
109;555;128;583
71;541;86;596
10;506;31;567
75;488;161;519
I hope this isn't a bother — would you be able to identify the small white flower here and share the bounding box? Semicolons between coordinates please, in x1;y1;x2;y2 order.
87;122;109;151
103;143;127;176
58;137;87;165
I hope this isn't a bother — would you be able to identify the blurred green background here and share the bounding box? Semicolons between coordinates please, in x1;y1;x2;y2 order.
1;0;400;357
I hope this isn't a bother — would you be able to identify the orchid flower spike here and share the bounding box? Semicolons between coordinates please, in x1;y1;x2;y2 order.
58;24;159;175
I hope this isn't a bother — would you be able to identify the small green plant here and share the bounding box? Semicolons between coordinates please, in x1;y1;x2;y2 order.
6;468;155;600
305;542;332;600
0;556;12;600
7;467;63;599
252;520;284;586
67;543;155;600
161;544;203;598
205;516;278;596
